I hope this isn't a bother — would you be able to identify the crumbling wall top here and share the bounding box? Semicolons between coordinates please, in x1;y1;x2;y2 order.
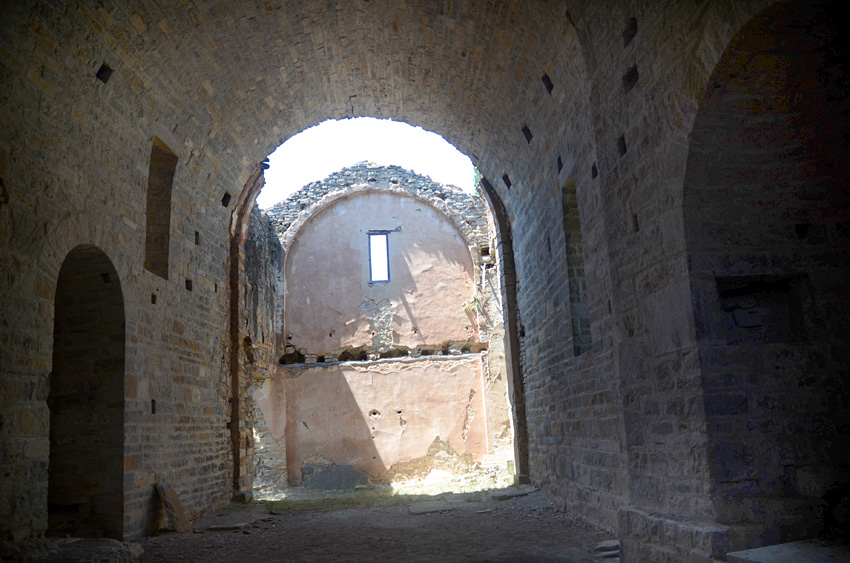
265;162;490;258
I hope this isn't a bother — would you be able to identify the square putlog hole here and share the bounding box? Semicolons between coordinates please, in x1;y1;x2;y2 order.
96;63;113;83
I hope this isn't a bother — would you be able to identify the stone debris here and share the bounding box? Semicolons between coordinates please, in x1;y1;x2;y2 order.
491;486;539;501
301;464;369;490
17;538;144;563
593;538;621;562
408;499;454;514
154;484;193;534
594;539;620;552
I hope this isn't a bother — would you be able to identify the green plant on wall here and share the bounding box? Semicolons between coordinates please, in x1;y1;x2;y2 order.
462;292;482;313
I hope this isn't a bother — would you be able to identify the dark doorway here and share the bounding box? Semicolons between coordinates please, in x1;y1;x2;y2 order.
48;245;125;539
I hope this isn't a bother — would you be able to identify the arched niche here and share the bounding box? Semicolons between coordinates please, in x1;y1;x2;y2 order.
48;245;125;539
683;0;850;548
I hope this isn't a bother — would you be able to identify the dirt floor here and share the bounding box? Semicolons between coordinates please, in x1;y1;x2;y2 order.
137;486;617;563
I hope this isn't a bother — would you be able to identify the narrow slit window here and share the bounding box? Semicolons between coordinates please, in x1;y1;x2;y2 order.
562;177;591;356
369;233;390;282
144;137;178;279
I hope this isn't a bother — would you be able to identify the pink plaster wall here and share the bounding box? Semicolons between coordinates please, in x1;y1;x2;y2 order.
284;357;488;484
283;192;478;354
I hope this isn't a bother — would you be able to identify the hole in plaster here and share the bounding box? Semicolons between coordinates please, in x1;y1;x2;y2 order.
502;174;512;189
337;348;359;362
185;279;192;291
521;125;533;143
632;214;640;232
151;293;156;304
279;348;305;364
592;163;598;178
194;231;200;245
151;399;156;414
618;136;627;156
243;336;254;364
716;275;812;345
221;192;232;207
317;355;325;363
557;156;563;173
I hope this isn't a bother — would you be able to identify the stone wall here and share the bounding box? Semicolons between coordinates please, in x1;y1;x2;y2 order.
240;208;283;497
1;2;847;561
284;356;489;485
683;0;850;550
278;186;481;356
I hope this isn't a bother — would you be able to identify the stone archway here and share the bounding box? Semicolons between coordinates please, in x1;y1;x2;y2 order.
683;0;850;548
48;245;125;539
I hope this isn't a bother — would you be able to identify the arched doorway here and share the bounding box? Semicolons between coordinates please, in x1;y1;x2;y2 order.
683;0;850;547
48;245;125;539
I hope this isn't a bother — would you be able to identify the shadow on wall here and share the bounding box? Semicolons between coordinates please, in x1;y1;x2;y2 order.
48;244;125;539
684;0;850;548
281;356;489;487
282;191;479;360
250;171;511;493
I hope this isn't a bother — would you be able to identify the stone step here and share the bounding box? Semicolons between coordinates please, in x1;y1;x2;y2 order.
727;539;850;563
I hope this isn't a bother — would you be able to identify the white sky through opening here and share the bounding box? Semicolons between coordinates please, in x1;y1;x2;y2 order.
369;233;390;282
257;117;475;209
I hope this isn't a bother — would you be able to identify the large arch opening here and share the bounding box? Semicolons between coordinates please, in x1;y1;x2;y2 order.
48;245;125;539
683;0;850;548
188;1;596;508
241;153;525;496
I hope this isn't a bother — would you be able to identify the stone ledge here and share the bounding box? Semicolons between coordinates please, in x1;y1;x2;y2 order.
618;505;730;563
